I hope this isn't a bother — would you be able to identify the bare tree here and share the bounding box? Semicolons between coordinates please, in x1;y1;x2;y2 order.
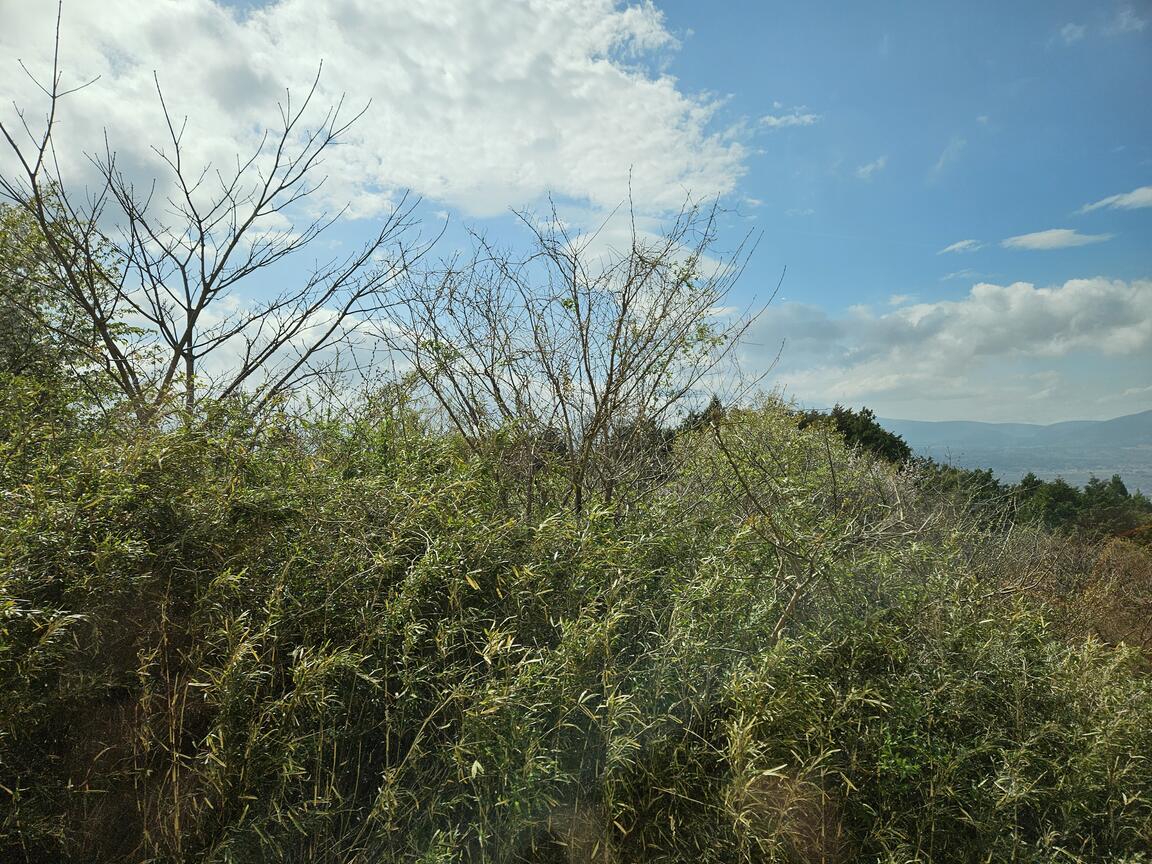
0;8;430;419
391;198;764;517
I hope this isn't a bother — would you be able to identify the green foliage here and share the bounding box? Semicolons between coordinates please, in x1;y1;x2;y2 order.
1;396;1150;863
0;201;69;382
1016;471;1152;542
728;607;1152;862
0;200;115;398
797;404;913;465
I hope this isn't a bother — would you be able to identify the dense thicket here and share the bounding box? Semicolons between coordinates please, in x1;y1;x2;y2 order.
2;380;1150;863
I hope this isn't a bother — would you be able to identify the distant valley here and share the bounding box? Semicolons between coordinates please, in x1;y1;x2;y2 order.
878;409;1152;493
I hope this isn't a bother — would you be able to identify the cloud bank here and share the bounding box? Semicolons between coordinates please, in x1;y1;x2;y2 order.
749;277;1152;421
0;0;746;219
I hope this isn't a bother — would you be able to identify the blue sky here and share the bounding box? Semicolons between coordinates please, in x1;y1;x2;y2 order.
2;0;1149;422
651;0;1152;420
657;0;1151;304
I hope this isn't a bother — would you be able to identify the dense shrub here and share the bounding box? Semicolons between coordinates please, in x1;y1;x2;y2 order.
1;397;1149;863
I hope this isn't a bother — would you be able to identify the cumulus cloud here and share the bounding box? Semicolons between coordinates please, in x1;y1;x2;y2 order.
855;156;887;180
0;0;746;220
1079;184;1152;213
747;277;1152;421
1002;228;1113;250
938;239;983;254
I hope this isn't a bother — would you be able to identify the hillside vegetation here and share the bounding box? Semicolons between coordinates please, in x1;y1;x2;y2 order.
2;379;1151;863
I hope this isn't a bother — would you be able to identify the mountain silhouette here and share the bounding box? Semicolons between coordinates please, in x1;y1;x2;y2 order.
879;409;1152;492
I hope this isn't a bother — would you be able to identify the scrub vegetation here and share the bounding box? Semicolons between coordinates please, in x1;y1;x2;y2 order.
2;368;1151;863
2;49;1151;862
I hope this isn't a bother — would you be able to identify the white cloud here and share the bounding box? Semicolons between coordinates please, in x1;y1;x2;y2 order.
1079;184;1152;213
748;277;1152;421
760;108;821;128
0;0;747;221
930;135;966;178
1060;22;1086;44
855;156;887;180
938;239;983;254
1002;228;1113;250
940;269;981;282
1106;5;1149;34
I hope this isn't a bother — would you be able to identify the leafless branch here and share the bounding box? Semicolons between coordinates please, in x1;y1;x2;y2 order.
1;8;429;419
389;195;765;517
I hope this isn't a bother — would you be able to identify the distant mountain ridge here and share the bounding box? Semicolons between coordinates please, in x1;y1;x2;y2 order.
878;409;1152;492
